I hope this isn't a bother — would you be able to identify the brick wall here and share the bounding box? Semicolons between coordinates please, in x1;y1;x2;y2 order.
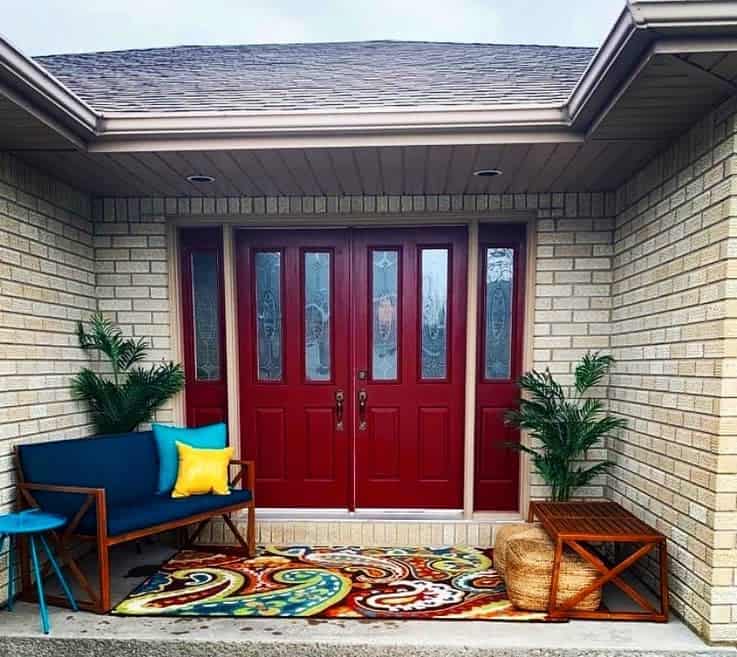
91;199;175;426
610;97;737;643
0;153;95;510
0;152;94;593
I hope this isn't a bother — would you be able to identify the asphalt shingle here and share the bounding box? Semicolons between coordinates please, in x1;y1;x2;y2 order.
35;41;596;114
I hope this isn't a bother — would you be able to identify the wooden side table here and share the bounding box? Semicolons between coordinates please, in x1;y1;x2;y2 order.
528;501;669;621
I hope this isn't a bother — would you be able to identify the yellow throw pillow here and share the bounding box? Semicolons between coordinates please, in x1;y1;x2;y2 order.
172;441;233;498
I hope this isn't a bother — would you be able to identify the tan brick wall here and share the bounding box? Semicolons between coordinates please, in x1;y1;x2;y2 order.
0;152;95;595
610;97;737;643
91;199;175;426
0;153;95;510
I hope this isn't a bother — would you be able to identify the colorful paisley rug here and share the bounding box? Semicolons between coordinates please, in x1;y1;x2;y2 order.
113;546;555;621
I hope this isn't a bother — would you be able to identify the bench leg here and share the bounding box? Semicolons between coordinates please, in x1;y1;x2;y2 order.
247;505;256;557
97;540;111;613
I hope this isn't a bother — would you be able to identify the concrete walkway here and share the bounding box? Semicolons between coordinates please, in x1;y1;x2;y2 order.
1;542;734;657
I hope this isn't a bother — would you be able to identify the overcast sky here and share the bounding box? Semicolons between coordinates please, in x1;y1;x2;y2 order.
3;0;626;56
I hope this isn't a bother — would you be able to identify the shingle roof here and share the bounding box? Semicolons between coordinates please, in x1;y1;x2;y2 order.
34;41;596;114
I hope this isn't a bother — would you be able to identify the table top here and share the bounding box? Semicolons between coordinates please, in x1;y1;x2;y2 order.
530;501;664;542
0;509;67;535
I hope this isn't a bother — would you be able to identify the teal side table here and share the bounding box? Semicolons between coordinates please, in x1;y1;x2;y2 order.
0;509;78;634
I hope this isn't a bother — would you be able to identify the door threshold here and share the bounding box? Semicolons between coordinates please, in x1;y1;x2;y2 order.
259;508;464;521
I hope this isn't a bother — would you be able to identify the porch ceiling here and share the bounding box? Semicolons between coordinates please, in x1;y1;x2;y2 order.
12;140;665;197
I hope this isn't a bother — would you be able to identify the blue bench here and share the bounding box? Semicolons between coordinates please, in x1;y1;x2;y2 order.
14;430;256;613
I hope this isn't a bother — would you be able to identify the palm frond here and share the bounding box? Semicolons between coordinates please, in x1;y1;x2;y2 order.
574;351;615;394
505;351;624;501
74;314;185;434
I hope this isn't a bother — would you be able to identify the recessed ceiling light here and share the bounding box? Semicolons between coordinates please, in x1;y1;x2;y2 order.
473;169;503;178
186;174;215;183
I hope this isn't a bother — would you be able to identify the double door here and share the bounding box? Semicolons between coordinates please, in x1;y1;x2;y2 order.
236;227;467;509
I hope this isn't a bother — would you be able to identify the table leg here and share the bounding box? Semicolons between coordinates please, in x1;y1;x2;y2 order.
548;537;563;616
38;534;78;612
29;536;50;634
0;534;6;611
659;540;669;618
7;533;14;611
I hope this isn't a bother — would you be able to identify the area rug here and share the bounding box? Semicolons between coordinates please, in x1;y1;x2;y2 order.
113;545;558;621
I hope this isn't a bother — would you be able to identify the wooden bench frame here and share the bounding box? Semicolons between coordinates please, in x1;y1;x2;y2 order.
528;501;669;622
14;449;256;613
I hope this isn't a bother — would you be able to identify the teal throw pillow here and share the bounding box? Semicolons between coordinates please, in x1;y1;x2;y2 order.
152;422;227;495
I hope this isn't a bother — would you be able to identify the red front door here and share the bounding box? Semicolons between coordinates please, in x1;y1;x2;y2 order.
237;227;467;509
352;228;467;508
237;231;351;508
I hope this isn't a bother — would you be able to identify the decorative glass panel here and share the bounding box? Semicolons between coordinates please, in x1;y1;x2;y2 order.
191;251;221;381
255;251;282;381
420;248;448;379
372;250;399;380
485;248;514;379
304;252;331;381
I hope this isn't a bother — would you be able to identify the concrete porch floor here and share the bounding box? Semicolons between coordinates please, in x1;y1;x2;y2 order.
0;541;734;657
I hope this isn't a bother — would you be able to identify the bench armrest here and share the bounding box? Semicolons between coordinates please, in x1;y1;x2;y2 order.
18;482;106;496
228;459;255;493
17;482;108;538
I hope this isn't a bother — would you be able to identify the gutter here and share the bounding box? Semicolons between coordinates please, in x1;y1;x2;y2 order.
93;105;572;144
0;31;98;147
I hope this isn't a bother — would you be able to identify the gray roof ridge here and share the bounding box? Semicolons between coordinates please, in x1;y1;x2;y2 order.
34;39;596;60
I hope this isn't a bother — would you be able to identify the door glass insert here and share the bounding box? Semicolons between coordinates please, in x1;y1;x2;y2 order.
420;248;449;379
255;251;282;381
372;250;399;380
484;248;514;379
304;251;332;381
191;251;221;381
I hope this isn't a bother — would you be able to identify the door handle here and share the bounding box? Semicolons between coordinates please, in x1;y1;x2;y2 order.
335;390;345;431
358;389;368;431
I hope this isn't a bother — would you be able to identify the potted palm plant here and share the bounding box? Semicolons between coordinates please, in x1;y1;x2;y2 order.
505;352;625;502
71;313;185;434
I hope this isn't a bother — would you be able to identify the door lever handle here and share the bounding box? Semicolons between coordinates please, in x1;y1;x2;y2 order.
335;390;345;431
358;389;368;431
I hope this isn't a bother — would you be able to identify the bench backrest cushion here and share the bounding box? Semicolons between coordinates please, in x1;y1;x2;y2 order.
17;432;159;515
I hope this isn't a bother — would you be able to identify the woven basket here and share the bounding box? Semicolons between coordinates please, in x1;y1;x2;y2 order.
493;523;547;578
505;536;602;612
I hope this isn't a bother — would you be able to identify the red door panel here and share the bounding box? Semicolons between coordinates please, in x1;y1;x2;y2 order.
353;228;467;509
180;227;227;427
237;230;351;508
474;224;526;511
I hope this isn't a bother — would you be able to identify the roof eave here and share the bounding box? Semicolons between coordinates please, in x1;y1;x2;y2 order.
569;0;737;130
0;32;98;146
4;0;737;152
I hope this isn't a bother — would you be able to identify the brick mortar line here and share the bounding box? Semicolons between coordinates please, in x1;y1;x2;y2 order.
613;179;737;246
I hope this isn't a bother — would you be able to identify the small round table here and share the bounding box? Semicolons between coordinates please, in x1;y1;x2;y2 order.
0;509;78;634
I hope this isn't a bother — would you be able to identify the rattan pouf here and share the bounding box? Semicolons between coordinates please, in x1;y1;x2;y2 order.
493;523;547;578
505;536;602;612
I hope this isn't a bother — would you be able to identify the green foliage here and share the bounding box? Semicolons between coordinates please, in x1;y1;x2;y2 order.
505;351;625;502
72;313;184;434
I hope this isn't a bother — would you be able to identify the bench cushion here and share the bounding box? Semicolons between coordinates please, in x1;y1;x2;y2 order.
77;489;253;537
18;432;159;513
